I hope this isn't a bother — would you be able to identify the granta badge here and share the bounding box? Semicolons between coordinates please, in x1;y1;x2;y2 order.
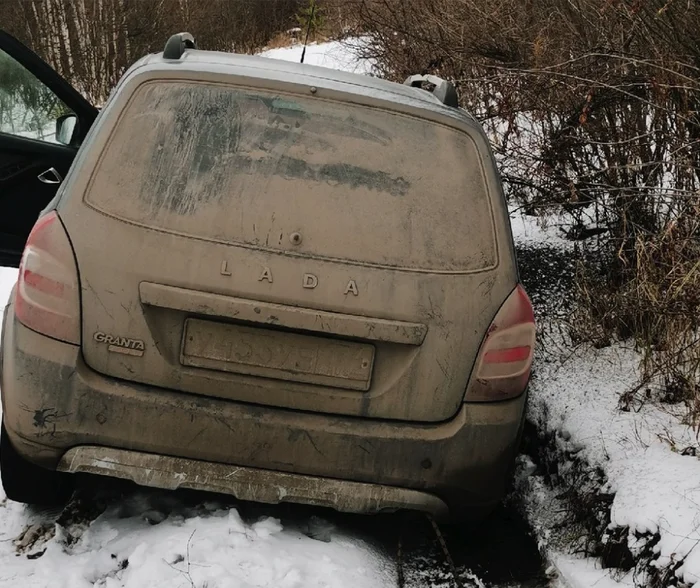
94;332;145;357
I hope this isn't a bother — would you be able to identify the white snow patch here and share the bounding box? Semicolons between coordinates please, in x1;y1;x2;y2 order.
552;554;634;588
509;208;573;250
0;496;395;588
0;267;17;308
527;341;700;586
260;38;376;75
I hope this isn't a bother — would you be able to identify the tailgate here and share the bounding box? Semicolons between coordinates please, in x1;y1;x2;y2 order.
58;76;517;422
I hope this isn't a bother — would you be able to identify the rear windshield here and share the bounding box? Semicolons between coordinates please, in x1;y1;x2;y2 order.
84;81;497;272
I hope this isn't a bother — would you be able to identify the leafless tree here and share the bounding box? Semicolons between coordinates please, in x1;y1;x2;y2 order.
1;0;304;103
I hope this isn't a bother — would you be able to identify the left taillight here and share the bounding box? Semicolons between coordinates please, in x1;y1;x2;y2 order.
15;212;81;344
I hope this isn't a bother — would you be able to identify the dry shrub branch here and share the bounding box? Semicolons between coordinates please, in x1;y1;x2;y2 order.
350;0;700;425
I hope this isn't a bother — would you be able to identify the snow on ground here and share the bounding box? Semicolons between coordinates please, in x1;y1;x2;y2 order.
510;209;700;587
0;267;16;309
0;492;394;588
528;343;700;585
552;554;634;588
508;208;573;250
260;38;376;75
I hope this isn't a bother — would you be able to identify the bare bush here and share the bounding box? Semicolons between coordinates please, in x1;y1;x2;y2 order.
351;0;700;424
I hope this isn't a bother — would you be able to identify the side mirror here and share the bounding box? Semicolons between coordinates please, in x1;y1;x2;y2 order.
55;113;78;145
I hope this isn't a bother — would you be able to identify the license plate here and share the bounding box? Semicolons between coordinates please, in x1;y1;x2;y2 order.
181;319;375;391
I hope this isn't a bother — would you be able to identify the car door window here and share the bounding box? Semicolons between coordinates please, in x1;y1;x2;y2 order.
0;47;73;144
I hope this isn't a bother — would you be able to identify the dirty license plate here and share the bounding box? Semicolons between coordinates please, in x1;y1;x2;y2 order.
181;319;375;391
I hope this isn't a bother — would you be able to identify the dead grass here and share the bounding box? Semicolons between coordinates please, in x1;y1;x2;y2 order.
264;31;302;50
569;215;700;429
263;30;335;51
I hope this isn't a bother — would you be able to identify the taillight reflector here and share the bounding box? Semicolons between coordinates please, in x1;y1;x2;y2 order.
15;212;81;344
483;345;531;364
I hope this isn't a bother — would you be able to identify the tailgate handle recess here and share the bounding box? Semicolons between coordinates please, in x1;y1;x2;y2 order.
139;282;427;346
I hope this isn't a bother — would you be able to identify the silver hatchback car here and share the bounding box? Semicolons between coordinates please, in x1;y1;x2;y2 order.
0;32;534;521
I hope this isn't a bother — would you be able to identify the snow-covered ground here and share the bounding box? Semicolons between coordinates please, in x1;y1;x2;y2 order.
527;343;700;586
510;211;700;588
508;210;573;251
0;489;394;588
260;38;376;75
0;267;15;311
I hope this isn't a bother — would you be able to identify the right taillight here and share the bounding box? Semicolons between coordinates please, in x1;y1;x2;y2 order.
465;284;535;402
15;212;81;345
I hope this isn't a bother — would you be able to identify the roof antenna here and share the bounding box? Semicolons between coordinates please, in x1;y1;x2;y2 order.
300;0;317;64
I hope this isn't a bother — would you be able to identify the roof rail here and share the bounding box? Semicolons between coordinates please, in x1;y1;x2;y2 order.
163;32;197;60
403;74;459;108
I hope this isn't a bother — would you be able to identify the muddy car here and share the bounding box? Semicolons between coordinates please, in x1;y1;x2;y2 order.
0;32;535;521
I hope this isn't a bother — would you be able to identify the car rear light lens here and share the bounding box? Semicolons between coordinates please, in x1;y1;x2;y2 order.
465;284;535;402
15;212;81;344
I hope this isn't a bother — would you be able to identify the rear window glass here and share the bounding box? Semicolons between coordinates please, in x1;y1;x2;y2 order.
85;81;496;272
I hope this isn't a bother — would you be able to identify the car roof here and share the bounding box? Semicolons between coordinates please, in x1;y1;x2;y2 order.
134;49;463;116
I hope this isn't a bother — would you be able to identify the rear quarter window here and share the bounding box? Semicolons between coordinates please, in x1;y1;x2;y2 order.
84;80;498;273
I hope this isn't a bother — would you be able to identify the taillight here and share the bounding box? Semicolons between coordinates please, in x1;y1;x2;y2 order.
15;212;80;344
465;284;535;402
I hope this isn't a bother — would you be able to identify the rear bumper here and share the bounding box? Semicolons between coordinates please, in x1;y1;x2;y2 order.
1;313;526;518
58;446;449;517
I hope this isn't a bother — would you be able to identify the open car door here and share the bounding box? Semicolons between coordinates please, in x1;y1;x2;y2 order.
0;30;97;267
